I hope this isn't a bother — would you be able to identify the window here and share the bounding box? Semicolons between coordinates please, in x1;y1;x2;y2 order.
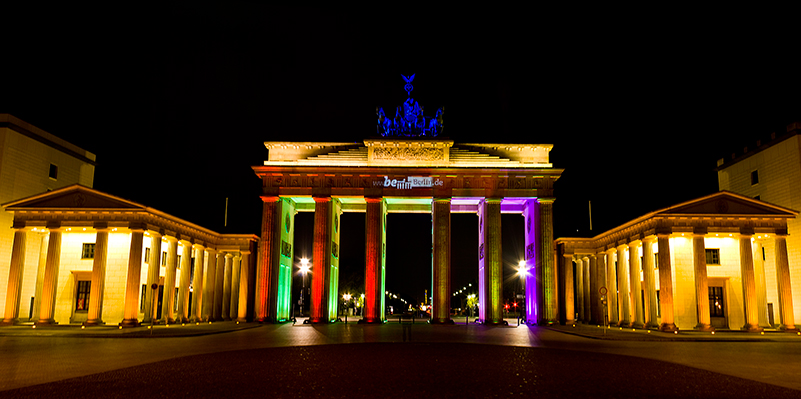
81;243;96;259
144;248;151;264
75;280;90;311
762;247;766;261
48;163;58;180
140;284;147;312
705;249;720;265
709;286;724;317
161;251;167;266
751;170;759;185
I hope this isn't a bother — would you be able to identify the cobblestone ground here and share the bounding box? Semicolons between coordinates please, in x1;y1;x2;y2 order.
2;342;798;399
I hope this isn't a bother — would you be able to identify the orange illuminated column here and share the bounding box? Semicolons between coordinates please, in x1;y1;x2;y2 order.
222;253;233;320
583;257;591;322
537;199;557;324
642;237;659;329
213;252;225;321
605;248;619;325
161;236;178;324
230;253;241;321
255;196;279;322
431;198;453;324
143;231;163;325
310;196;342;324
121;225;145;328
657;232;677;332
616;244;630;327
1;224;27;325
176;240;193;323
740;229;762;332
628;241;644;328
84;224;109;326
478;198;503;325
774;233;797;331
362;197;387;324
36;223;63;326
594;252;608;325
589;254;599;325
693;230;713;331
575;256;584;322
201;248;217;321
191;244;205;322
561;253;574;325
236;251;251;322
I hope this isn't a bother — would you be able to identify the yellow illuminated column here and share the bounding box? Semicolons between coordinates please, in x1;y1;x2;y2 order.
213;252;225;321
575;256;584;322
740;229;762;332
201;248;217;321
36;224;63;326
479;198;503;325
85;225;109;326
176;240;193;323
693;231;713;331
752;238;770;327
628;241;644;328
143;231;162;325
222;253;233;321
774;233;797;331
657;233;677;332
160;236;178;324
230;253;241;321
606;248;619;325
583;256;591;323
121;226;145;328
236;251;251;322
1;225;27;325
191;244;205;322
30;232;49;322
616;244;630;327
642;237;659;329
589;255;599;325
431;198;453;324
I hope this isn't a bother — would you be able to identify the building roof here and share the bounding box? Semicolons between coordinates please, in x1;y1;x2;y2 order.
0;114;96;165
714;122;801;171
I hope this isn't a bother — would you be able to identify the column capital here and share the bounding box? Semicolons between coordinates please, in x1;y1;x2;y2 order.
164;235;178;243
260;195;280;203
642;235;657;244
365;196;384;203
693;226;708;236
537;197;555;204
11;221;26;231
225;252;234;259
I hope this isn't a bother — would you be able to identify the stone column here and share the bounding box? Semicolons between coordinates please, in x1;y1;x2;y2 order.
36;224;63;325
84;225;110;326
479;198;503;325
431;198;453;324
583;256;591;323
236;251;251;322
222;253;233;320
628;241;644;328
176;240;193;323
121;226;145;328
616;244;630;327
191;244;205;322
201;248;217;321
693;230;713;331
310;197;333;324
642;237;659;329
230;253;241;321
606;248;619;325
657;233;677;332
595;252;608;326
538;199;557;324
740;229;762;332
212;252;225;321
255;196;279;322
30;232;49;322
752;238;770;328
774;234;797;331
589;254;599;325
1;225;27;325
562;254;575;325
362;197;386;324
575;256;584;322
160;236;178;324
142;231;162;324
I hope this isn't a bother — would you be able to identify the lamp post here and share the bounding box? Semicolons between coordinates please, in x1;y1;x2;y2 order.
299;258;310;318
343;293;351;324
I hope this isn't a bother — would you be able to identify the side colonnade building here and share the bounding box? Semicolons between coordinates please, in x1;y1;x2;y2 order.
252;139;563;325
0;185;257;327
556;191;798;332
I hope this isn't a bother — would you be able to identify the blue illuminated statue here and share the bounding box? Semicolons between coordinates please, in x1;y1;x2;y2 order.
377;74;443;137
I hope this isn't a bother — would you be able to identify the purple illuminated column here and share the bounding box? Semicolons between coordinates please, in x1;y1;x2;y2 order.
522;200;538;325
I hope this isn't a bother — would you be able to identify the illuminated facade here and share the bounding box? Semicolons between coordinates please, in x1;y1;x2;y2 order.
0;185;257;326
252;139;562;325
556;191;797;332
0;114;95;319
716;122;801;326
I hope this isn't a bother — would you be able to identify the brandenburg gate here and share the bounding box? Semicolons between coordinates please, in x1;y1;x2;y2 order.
252;139;562;325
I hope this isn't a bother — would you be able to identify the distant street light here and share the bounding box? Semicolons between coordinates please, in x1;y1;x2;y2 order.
299;258;311;318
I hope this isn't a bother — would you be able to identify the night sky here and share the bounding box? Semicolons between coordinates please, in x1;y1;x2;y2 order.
3;5;799;305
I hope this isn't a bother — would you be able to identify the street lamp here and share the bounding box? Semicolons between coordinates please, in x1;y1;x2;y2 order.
343;293;351;323
299;258;311;318
516;260;528;324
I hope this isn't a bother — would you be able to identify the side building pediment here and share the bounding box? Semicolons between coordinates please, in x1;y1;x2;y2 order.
3;184;145;211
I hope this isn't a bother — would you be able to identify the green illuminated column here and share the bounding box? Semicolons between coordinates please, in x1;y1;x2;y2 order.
479;198;503;325
431;198;453;324
276;199;296;322
361;197;386;324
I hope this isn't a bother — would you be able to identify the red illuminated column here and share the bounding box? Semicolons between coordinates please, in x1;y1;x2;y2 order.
85;225;109;326
479;198;503;325
176;240;193;323
693;231;713;331
774;233;797;331
255;196;279;322
121;225;145;328
310;197;333;324
36;224;63;326
190;244;205;322
642;237;659;329
362;197;386;324
160;236;178;324
431;198;453;324
740;229;762;332
657;232;678;332
1;225;27;325
143;230;162;325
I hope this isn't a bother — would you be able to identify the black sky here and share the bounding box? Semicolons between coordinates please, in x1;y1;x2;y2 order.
3;4;799;304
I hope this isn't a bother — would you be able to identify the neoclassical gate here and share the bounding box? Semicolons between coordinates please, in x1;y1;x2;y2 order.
252;139;562;325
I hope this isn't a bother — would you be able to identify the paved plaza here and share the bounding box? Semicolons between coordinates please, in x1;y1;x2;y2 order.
1;318;800;397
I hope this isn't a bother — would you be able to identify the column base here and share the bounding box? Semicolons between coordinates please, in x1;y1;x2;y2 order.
82;320;104;327
429;318;454;325
630;321;644;329
779;325;799;333
0;319;18;326
34;319;57;326
119;319;140;328
695;323;715;331
644;322;660;330
235;317;248;323
742;323;764;333
309;318;334;324
481;320;509;326
617;320;630;327
659;323;678;332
